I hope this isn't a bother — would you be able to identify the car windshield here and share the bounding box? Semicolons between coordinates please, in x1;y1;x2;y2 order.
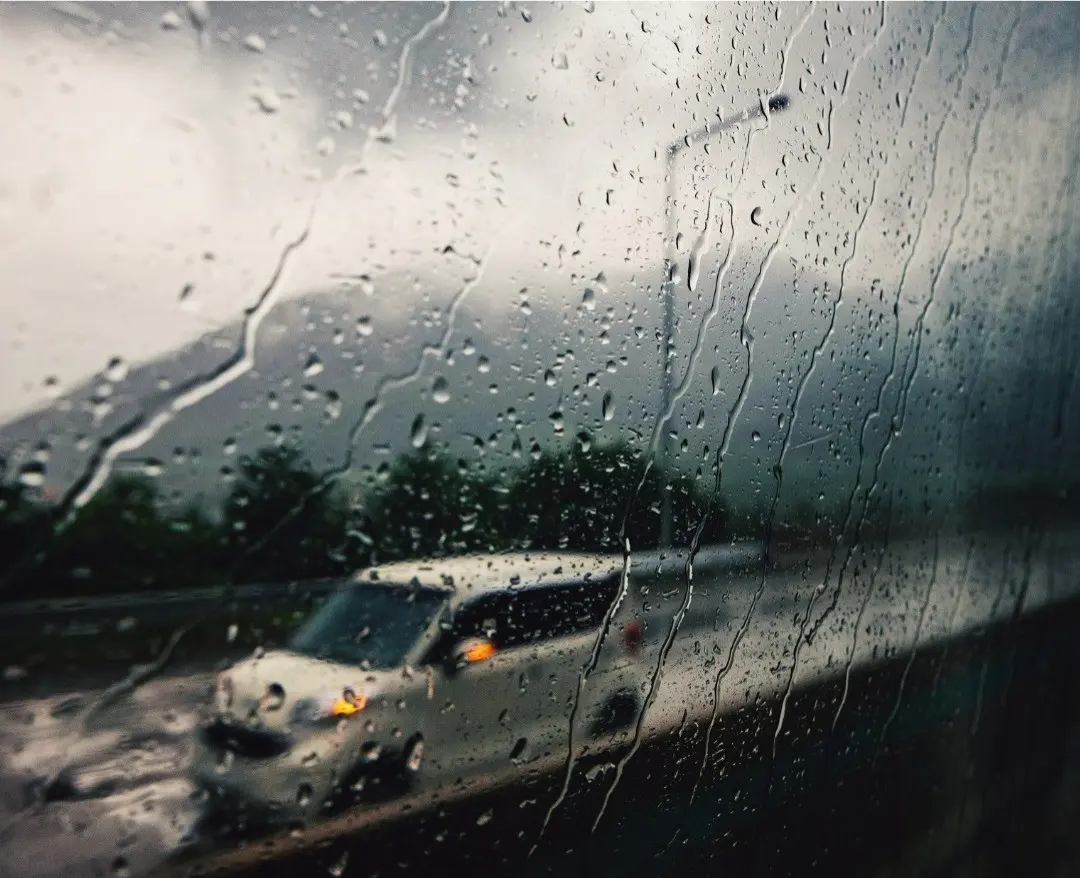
287;584;448;669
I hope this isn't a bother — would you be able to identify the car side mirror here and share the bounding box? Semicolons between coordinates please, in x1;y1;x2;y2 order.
449;637;497;672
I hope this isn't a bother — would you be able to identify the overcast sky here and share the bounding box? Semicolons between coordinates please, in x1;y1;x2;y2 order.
1;2;1078;520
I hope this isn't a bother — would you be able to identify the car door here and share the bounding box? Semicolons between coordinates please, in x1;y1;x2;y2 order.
421;591;530;779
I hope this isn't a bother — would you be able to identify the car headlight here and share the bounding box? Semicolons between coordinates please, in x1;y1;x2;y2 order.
288;688;368;726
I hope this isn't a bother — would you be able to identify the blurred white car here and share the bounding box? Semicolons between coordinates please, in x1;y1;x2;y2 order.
190;552;648;825
190;544;767;825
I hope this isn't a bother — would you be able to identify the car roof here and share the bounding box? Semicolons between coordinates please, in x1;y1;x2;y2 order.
352;551;624;600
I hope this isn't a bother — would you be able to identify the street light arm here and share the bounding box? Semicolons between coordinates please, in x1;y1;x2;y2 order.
667;93;791;158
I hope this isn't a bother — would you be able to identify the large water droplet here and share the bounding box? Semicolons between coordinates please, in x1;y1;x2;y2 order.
601;392;614;422
410;414;429;448
104;357;128;383
552;52;569;70
186;0;210;29
160;10;182;30
581;288;596;311
328;851;349;877
432;377;451;404
18;464;45;488
543;370;557;387
550;411;565;433
296;783;313;806
356;316;373;337
750;206;764;226
476;809;493;826
710;366;722;396
242;33;266;53
304;354;324;377
252;87;281;114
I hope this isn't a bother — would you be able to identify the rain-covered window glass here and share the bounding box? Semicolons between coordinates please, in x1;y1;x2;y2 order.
2;3;1079;878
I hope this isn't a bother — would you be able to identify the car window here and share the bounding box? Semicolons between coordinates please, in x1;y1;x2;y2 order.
451;577;620;649
288;584;447;669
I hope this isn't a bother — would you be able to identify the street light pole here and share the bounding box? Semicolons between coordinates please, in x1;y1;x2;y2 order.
657;93;791;548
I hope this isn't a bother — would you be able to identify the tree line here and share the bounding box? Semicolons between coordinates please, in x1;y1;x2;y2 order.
2;434;1070;603
0;441;740;601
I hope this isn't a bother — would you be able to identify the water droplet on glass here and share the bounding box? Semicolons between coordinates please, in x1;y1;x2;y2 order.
476;809;493;826
583;0;595;11
710;366;722;396
601;391;614;422
18;464;45;488
520;8;533;23
252;87;281;114
110;856;130;878
304;354;324;377
577;432;591;452
242;33;266;53
432;377;451;404
226;624;238;643
543;370;557;387
317;136;336;157
43;375;62;398
552;52;568;70
186;0;210;29
373;29;388;48
750;206;763;226
751;430;761;442
410;414;429;448
778;412;786;430
356;316;373;337
550;411;565;433
160;10;182;30
328;852;349;877
530;442;542;461
352;88;370;105
477;356;491;374
104;357;128;383
581;287;596;311
296;784;313;806
585;762;612;782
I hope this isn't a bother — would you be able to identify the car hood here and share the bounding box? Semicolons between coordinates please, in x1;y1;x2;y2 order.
215;649;410;730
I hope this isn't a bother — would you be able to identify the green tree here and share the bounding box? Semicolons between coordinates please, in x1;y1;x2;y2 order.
504;440;727;552
220;445;357;582
362;450;512;561
39;474;214;595
0;457;52;597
